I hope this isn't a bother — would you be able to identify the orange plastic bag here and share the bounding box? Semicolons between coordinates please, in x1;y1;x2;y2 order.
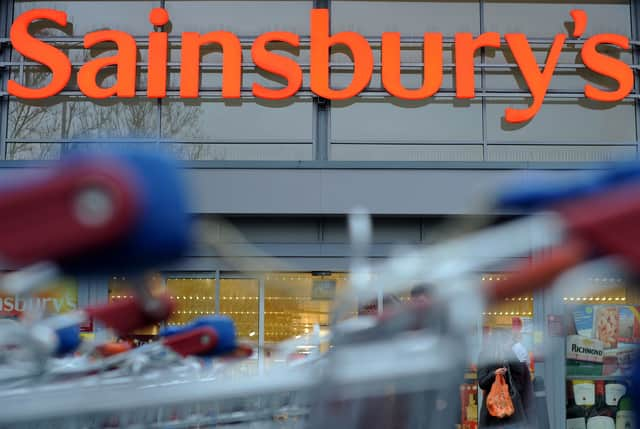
486;373;515;418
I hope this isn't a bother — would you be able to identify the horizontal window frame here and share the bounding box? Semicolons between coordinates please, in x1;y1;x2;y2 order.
3;90;640;98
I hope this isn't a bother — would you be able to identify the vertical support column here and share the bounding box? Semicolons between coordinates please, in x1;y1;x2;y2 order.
631;0;640;158
90;276;110;334
530;226;565;429
377;277;383;315
543;277;567;429
215;269;221;314
479;0;488;161
533;288;551;424
258;275;265;374
156;0;166;150
313;0;330;161
77;277;91;309
0;0;14;160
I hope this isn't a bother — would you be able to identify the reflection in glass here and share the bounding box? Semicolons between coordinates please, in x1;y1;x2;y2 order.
165;1;311;34
161;99;312;141
166;278;216;326
264;272;353;343
485;100;636;143
219;279;259;339
7;96;159;159
483;1;631;38
332;1;480;36
166;143;312;161
10;41;149;95
331;99;483;144
14;1;158;35
484;46;632;92
108;275;164;336
9;97;158;140
331;144;483;161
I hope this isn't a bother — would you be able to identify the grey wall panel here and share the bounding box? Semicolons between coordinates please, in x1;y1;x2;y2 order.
220;218;320;243
487;144;636;162
330;47;479;93
166;48;312;90
165;0;312;34
161;100;313;142
486;100;636;143
150;168;604;215
184;168;324;213
317;169;508;214
484;1;631;37
370;218;422;243
13;0;158;35
0;165;602;215
332;1;480;35
167;143;312;161
322;217;349;242
331;100;483;143
331;144;484;161
310;218;422;244
331;71;481;93
169;71;313;93
484;48;633;92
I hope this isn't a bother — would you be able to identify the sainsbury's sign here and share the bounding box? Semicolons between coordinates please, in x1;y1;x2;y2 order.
7;8;634;123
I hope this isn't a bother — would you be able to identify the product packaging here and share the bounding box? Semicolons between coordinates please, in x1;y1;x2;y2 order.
595;306;619;349
566;335;604;377
573;306;594;338
617;306;640;344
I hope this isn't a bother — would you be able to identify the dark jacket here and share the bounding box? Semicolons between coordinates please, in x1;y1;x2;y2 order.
478;351;536;428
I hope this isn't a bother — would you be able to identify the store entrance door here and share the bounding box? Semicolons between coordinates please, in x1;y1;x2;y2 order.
164;274;217;327
218;276;261;341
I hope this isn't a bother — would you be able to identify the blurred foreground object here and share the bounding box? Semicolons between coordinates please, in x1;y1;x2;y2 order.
4;160;640;428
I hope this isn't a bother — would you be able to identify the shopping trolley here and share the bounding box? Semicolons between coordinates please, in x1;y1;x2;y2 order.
1;153;640;428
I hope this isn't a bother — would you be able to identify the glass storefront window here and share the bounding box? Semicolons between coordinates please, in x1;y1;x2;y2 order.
332;0;480;36
562;279;639;429
160;99;313;160
219;278;259;339
264;272;353;344
108;275;164;338
14;1;159;36
8;97;159;141
458;273;536;429
330;98;484;161
483;0;631;38
164;1;311;34
165;277;216;326
0;277;78;319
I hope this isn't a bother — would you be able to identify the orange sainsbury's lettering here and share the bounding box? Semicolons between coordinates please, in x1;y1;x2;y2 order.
7;8;639;123
147;7;170;98
310;8;373;99
8;9;71;99
252;32;302;99
581;34;633;102
77;30;138;98
382;32;442;99
180;31;242;99
504;33;565;123
455;32;501;99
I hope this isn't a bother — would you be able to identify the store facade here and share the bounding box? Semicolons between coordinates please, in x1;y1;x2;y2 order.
1;0;640;428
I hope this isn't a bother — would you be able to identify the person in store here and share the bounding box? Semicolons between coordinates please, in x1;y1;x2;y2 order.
477;329;536;428
357;294;401;316
405;283;454;428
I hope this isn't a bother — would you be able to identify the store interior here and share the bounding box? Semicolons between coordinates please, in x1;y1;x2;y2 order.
38;271;639;429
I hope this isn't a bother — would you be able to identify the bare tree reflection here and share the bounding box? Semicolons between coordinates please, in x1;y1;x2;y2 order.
8;41;203;160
